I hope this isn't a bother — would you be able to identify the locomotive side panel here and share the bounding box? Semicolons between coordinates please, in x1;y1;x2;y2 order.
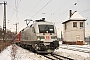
20;26;37;45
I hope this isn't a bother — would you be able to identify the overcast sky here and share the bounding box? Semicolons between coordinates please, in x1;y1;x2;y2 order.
0;0;90;37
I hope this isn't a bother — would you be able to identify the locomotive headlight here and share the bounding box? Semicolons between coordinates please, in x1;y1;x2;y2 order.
37;36;45;40
37;36;41;40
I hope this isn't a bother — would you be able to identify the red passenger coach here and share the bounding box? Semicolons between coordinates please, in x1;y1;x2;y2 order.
15;32;21;42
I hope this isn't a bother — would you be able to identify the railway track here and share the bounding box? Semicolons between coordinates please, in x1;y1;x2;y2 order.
41;53;74;60
67;45;90;49
59;45;90;53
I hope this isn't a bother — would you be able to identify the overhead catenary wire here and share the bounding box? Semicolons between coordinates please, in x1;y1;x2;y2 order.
15;0;21;10
79;8;90;21
79;7;90;23
75;0;84;4
55;0;69;13
0;5;2;12
15;0;18;22
15;0;17;9
8;0;21;21
49;0;69;18
31;0;52;18
80;7;90;14
7;5;32;16
15;0;22;32
53;0;83;21
26;0;41;17
53;5;74;21
15;0;22;19
17;0;21;7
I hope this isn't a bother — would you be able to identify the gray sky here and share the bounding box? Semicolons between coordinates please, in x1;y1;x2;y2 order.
0;0;90;37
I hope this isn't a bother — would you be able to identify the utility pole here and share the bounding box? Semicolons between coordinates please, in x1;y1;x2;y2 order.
24;19;33;26
61;31;63;41
13;23;19;34
0;1;7;42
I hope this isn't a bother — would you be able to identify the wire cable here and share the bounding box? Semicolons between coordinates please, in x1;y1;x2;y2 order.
7;5;31;20
0;5;2;12
17;0;21;7
8;0;22;21
53;5;74;21
48;0;69;19
28;0;41;15
15;0;18;21
80;7;90;14
53;0;68;15
31;0;52;18
53;0;84;21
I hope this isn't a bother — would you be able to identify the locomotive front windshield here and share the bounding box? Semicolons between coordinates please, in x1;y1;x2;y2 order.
38;25;54;33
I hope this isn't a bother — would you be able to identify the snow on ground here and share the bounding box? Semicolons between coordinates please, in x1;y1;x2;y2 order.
0;45;12;60
15;45;49;60
0;43;90;60
0;45;49;60
54;44;90;60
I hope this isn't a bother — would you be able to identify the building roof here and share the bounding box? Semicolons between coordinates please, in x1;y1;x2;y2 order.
62;11;86;24
70;12;86;20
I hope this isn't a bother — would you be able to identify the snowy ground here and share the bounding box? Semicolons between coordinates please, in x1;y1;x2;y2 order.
0;43;90;60
0;44;49;60
55;44;90;60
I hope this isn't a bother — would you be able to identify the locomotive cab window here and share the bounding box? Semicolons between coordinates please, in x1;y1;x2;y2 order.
38;25;54;33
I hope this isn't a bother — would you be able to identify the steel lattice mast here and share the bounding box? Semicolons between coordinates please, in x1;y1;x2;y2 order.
0;1;7;42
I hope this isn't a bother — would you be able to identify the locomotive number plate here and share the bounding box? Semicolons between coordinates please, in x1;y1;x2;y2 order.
46;36;50;39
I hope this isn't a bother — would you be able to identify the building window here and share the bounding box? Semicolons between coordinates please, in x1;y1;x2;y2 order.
80;22;83;27
73;22;77;27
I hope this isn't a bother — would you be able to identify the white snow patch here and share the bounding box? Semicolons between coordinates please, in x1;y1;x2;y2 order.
0;45;12;60
59;41;62;45
0;45;49;60
15;45;49;60
70;12;86;20
55;45;90;60
0;44;90;60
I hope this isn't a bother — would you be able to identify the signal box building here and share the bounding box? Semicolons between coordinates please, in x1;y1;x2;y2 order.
62;10;86;45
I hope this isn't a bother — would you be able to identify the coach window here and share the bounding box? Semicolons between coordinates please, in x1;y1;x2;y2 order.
73;22;77;27
32;27;35;33
80;22;83;27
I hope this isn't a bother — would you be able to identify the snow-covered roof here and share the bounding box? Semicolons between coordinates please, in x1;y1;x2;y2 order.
70;12;86;20
62;11;86;24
